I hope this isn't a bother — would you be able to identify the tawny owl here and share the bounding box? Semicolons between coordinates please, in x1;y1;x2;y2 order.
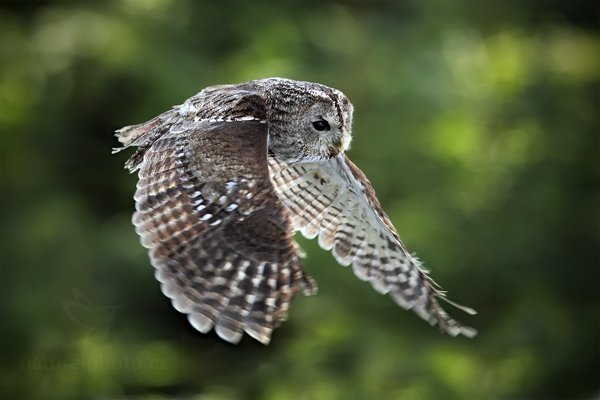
114;78;476;345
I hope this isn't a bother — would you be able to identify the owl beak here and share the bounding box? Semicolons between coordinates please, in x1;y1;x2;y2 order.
326;133;352;158
339;132;352;152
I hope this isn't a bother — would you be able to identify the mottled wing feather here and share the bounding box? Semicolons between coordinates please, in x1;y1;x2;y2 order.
268;155;477;337
131;119;316;345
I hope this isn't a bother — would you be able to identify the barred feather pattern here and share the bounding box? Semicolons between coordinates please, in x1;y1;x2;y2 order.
129;119;316;345
268;155;477;338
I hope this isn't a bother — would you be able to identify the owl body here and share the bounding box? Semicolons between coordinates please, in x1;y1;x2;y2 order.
116;78;476;344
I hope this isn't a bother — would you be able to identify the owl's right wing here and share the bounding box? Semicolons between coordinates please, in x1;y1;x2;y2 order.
268;155;477;337
126;118;316;345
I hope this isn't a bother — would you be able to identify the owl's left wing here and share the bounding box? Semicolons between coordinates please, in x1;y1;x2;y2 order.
268;155;477;337
120;116;316;345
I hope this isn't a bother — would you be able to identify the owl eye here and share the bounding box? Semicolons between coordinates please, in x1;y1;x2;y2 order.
312;120;330;131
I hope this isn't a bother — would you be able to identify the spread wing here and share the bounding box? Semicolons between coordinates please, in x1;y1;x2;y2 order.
122;118;316;345
268;155;477;337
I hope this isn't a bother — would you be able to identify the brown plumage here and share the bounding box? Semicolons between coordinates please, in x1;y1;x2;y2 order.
115;78;476;344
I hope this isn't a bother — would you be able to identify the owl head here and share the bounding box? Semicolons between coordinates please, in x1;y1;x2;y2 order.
246;78;354;163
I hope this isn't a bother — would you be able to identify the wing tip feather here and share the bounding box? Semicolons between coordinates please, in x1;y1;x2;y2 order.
215;324;244;344
244;324;272;345
188;312;214;334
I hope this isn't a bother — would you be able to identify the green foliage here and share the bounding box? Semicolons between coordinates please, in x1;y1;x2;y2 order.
1;1;598;399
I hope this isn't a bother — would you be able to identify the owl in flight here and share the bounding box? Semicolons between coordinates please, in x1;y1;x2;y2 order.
114;78;476;345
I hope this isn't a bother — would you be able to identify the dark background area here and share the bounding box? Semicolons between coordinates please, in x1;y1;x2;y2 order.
1;1;598;399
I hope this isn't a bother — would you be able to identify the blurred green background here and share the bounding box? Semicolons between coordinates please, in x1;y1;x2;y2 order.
1;1;598;399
